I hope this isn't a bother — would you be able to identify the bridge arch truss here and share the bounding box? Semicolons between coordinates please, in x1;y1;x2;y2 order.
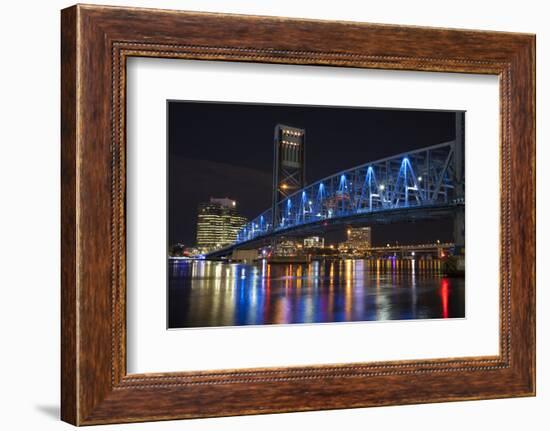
236;141;463;244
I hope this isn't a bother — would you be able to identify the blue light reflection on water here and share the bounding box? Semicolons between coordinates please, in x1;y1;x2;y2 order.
168;259;464;329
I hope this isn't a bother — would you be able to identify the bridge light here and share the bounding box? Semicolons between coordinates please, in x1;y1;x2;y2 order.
386;243;390;247
308;200;312;205
411;251;415;256
281;184;288;189
417;176;422;182
379;184;385;191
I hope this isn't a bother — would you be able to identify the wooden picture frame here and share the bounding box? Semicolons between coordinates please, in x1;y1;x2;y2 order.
61;4;535;425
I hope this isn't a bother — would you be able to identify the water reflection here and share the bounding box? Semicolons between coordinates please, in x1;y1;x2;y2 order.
168;259;465;328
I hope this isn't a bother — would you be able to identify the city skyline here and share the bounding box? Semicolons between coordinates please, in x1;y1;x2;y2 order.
168;101;457;247
173;193;374;256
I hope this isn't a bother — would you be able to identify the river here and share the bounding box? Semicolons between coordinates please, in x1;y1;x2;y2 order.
168;258;465;328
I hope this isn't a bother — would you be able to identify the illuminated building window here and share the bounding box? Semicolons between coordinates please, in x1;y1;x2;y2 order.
196;198;248;252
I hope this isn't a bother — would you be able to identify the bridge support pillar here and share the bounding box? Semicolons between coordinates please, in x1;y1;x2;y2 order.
454;207;465;255
453;111;465;256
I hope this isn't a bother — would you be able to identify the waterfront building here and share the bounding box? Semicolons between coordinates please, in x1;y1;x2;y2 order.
168;242;186;257
341;226;372;251
303;236;325;249
274;238;301;256
196;197;247;252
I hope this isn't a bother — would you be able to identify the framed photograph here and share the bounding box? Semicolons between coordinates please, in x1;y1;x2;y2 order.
61;4;535;425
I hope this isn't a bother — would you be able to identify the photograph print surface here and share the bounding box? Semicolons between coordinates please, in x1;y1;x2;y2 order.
167;101;465;329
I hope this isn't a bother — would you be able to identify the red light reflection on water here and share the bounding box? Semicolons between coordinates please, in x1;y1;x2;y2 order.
168;259;465;328
440;278;450;318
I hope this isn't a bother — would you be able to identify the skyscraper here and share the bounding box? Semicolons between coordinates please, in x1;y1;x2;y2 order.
341;226;372;251
272;124;306;227
196;198;247;252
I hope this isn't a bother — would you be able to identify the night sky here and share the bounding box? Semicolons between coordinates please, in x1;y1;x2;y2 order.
168;101;458;247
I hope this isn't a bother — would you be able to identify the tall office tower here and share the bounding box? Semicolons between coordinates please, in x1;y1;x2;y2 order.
343;226;372;251
272;124;306;228
196;197;247;252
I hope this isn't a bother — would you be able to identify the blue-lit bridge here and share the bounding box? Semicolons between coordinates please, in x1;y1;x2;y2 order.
207;139;464;258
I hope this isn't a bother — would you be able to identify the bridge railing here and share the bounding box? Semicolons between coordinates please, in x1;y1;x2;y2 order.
236;141;460;244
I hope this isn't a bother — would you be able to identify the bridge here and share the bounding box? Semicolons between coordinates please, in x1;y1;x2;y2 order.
207;135;465;259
